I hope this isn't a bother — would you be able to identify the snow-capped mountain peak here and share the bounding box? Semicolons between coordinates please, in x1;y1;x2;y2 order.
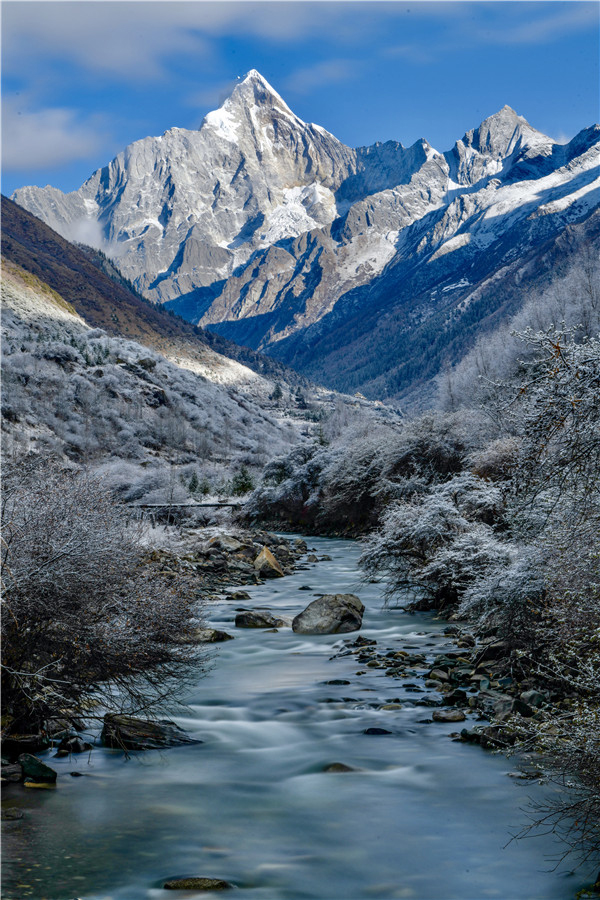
444;105;555;186
203;69;305;141
11;74;599;392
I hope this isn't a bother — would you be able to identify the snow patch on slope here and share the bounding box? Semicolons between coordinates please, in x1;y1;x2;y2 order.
203;106;241;143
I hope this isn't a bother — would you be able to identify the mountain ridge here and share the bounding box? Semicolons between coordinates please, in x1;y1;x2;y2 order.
12;69;600;402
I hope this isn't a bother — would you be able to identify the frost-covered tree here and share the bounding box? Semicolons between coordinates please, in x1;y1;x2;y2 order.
1;457;207;735
361;473;509;609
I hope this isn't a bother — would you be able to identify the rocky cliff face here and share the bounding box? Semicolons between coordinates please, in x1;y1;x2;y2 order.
13;72;600;399
13;71;357;306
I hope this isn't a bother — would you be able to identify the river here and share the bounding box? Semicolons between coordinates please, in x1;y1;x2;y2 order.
1;536;595;899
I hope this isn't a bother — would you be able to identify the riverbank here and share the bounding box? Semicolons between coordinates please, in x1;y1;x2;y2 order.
2;534;598;899
1;527;308;770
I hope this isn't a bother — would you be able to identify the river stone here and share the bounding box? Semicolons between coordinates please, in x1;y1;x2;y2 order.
235;611;289;628
101;715;200;751
186;627;234;643
429;668;449;681
253;546;284;578
55;736;93;755
520;689;545;708
1;808;24;820
2;733;50;758
164;877;233;890
1;763;23;783
432;709;466;723
292;594;364;635
209;535;244;552
364;727;392;735
17;753;57;783
323;762;355;772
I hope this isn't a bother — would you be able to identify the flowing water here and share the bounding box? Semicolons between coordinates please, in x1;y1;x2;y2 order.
2;537;595;899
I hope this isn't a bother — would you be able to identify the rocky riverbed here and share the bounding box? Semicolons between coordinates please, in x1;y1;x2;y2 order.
2;533;598;899
1;528;308;779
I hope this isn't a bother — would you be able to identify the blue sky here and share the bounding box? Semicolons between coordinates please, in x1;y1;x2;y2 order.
2;1;599;196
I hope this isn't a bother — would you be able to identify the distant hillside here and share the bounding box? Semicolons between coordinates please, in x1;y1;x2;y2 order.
0;195;309;389
1;258;304;503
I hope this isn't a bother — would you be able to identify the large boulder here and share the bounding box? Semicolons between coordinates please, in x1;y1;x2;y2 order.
292;594;364;634
17;753;57;783
2;733;50;759
101;715;200;751
253;546;284;578
235;611;290;628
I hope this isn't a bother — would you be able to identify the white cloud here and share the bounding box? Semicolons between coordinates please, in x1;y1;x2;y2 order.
185;79;239;110
284;60;356;95
481;3;599;46
1;100;106;170
3;2;597;88
1;2;327;82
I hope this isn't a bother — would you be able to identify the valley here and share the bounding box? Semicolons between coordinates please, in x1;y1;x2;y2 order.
2;57;599;900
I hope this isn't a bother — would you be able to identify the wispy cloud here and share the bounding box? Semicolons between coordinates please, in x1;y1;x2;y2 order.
2;3;210;81
185;79;240;111
3;2;597;86
1;2;331;82
284;60;357;95
383;43;433;64
1;99;107;170
479;3;599;46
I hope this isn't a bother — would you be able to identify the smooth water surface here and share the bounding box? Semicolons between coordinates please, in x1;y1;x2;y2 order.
2;537;594;899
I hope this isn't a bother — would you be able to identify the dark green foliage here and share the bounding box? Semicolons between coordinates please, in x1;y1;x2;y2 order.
231;465;255;496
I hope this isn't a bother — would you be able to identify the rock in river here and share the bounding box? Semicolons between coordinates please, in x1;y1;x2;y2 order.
432;709;466;723
292;593;364;634
101;715;200;751
186;627;234;643
1;763;23;783
235;611;290;628
17;753;57;783
164;877;233;890
253;546;284;578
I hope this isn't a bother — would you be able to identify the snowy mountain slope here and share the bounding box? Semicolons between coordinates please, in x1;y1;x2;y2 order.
202;113;599;356
12;71;357;304
12;72;600;401
0;195;312;396
266;205;600;406
1;258;308;502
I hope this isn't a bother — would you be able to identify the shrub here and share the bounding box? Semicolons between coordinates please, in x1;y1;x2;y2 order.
1;457;206;735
